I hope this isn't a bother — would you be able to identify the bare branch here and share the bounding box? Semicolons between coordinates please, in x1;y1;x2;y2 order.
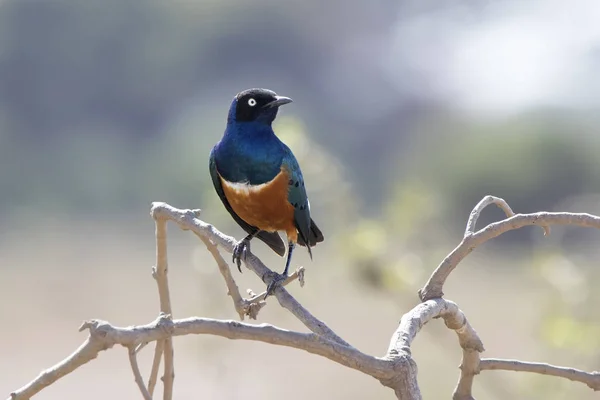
151;210;175;399
10;198;600;400
441;302;485;400
245;267;305;303
452;350;479;400
385;298;484;399
386;299;483;359
198;234;250;319
465;195;514;235
465;195;550;237
134;341;149;354
150;202;349;346
420;196;600;301
9;334;104;400
8;314;395;400
12;297;484;399
384;298;493;400
480;358;600;391
383;298;484;399
147;340;164;397
127;346;152;400
196;234;304;320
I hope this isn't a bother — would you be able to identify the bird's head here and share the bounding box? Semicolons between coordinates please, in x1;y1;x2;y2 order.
227;88;293;126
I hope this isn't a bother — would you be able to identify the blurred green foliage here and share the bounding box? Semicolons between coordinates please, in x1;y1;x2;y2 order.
2;0;600;231
402;112;600;221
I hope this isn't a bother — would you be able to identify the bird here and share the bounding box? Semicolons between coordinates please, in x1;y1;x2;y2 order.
209;88;324;296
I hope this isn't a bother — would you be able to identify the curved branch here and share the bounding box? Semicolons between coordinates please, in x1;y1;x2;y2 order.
127;346;152;400
386;299;482;358
465;195;512;235
420;196;600;301
385;298;485;399
150;202;349;346
198;233;266;319
480;358;600;391
8;314;394;400
465;195;550;237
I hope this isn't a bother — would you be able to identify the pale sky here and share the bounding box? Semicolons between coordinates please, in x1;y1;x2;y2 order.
388;0;600;115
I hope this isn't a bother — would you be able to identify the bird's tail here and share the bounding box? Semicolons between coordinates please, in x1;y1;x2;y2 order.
296;218;324;259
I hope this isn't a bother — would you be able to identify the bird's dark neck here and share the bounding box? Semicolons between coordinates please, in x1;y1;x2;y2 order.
215;122;283;185
224;120;274;140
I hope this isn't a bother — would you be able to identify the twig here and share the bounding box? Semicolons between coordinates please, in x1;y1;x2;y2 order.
150;202;348;345
246;267;305;303
465;195;513;235
480;358;600;391
243;252;351;346
151;211;175;400
135;341;149;354
147;340;164;397
198;235;249;319
127;346;152;400
420;196;600;301
196;235;302;320
465;195;549;237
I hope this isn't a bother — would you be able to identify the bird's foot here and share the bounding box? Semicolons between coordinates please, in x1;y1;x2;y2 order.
232;238;251;273
265;272;288;298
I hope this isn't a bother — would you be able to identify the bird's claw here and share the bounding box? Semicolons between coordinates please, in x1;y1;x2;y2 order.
232;239;250;273
265;272;287;298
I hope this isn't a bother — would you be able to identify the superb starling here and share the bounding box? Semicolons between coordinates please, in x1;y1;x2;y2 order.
209;88;324;296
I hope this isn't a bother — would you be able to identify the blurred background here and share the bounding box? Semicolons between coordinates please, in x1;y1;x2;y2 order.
1;0;600;398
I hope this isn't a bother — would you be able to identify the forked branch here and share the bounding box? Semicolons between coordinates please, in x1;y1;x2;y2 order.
150;202;349;345
419;195;600;301
8;196;600;400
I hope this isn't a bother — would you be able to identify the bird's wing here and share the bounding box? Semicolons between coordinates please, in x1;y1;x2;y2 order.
209;148;286;257
281;150;324;255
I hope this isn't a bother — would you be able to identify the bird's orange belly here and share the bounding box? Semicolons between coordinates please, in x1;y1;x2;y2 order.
220;169;297;240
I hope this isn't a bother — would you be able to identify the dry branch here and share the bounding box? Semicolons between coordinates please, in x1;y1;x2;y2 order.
8;331;108;400
150;202;349;345
128;346;152;400
464;195;515;235
146;339;164;397
419;195;600;301
8;196;600;400
480;359;600;391
198;232;304;320
385;298;485;399
151;210;175;399
8;314;394;400
7;300;488;400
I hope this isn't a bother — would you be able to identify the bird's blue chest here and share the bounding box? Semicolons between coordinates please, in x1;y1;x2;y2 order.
214;123;284;185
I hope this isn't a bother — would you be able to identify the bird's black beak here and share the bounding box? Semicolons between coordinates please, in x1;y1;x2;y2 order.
263;96;293;109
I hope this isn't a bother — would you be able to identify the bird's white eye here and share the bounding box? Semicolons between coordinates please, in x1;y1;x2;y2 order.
248;98;257;107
